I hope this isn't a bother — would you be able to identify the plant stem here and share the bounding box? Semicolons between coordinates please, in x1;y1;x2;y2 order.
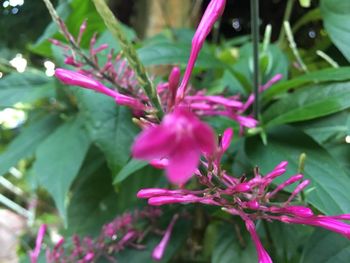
278;0;295;45
251;0;260;119
93;0;165;119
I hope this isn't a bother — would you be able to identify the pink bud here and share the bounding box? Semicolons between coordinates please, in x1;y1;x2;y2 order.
55;68;118;98
176;0;226;102
221;128;233;152
234;183;251;193
29;224;47;263
168;67;181;96
152;215;179;261
137;188;172;199
245;200;260;210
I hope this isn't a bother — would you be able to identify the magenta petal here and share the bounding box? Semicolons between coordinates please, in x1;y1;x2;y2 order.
132;126;176;161
167;138;200;185
193;120;216;155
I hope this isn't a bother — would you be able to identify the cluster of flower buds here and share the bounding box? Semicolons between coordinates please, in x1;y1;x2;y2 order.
137;129;350;263
30;208;173;263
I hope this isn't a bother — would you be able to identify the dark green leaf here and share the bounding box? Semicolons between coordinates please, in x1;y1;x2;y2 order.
0;115;60;177
212;224;258;263
138;42;224;68
75;89;138;174
0;71;54;107
321;0;350;62
113;158;147;184
301;229;350;263
34;116;91;220
245;126;350;215
263;82;350;126
263;67;350;100
67;149;118;236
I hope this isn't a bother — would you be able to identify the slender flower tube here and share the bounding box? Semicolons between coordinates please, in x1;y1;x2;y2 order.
245;220;273;263
280;215;350;239
29;224;47;263
132;108;216;185
152;214;179;261
55;68;118;98
176;0;226;102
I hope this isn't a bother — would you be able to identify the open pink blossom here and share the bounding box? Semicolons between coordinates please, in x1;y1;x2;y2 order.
132;108;216;185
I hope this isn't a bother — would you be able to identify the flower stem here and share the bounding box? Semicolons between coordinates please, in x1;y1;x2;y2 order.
278;0;295;45
92;0;164;119
251;0;260;119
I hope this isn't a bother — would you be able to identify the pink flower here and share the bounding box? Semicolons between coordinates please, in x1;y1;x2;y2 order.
132;108;216;185
245;220;273;263
280;215;350;239
29;224;47;263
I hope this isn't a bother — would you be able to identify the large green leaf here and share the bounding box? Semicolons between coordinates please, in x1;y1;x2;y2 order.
263;82;350;127
67;150;118;236
301;230;350;263
138;41;224;68
75;89;138;174
263;67;350;100
0;115;60;177
113;158;147;184
212;224;258;263
33;116;91;220
321;0;350;62
245;126;350;215
0;71;54;107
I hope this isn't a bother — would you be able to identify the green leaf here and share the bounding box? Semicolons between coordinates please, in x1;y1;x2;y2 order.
67;149;119;236
212;224;258;263
0;71;54;107
138;41;224;68
0;115;60;177
34;116;91;220
321;0;350;62
263;82;350;126
263;67;350;100
113;158;147;184
301;230;350;263
245;126;350;215
75;89;138;174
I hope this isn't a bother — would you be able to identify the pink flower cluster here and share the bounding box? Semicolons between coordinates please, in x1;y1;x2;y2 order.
137;155;350;263
30;208;169;263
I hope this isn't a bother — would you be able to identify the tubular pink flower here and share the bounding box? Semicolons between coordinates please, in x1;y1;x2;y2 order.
132;108;216;185
176;0;226;101
270;206;314;218
55;68;118;98
221;128;234;152
137;188;175;199
152;214;179;261
30;224;47;263
114;93;146;111
245;220;273;263
148;195;201;206
234;183;251;193
280;215;350;239
285;179;310;204
267;174;303;199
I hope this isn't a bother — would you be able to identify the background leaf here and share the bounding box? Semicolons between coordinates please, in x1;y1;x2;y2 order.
263;82;350;126
75;89;138;174
0;115;60;177
301;229;350;263
33;116;91;220
321;0;350;62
